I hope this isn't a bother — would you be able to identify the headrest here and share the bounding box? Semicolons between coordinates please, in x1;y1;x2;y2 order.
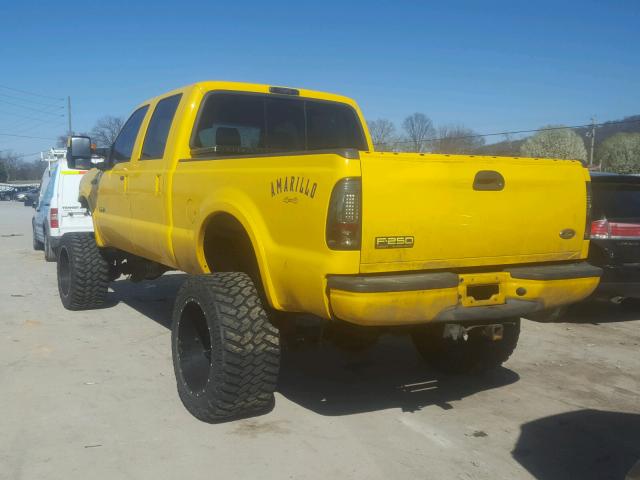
216;127;241;147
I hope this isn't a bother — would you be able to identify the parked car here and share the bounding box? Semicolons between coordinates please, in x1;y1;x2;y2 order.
589;173;640;300
32;156;94;261
15;188;30;201
23;188;40;207
0;188;14;200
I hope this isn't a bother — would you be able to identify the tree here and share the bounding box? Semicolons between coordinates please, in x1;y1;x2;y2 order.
520;126;587;161
597;133;640;174
56;131;90;148
91;115;124;147
0;151;19;181
368;119;397;151
0;159;7;182
432;124;485;154
401;113;436;153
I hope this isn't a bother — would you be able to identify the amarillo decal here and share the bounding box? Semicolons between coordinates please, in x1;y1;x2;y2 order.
271;176;317;200
375;236;415;249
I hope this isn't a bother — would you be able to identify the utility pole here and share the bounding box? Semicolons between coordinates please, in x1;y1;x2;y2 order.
67;96;72;137
589;116;596;167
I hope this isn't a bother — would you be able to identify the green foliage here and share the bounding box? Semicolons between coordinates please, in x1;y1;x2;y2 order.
521;126;587;161
597;133;640;174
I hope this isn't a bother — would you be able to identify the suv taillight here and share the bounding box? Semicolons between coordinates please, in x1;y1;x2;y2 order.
326;178;361;250
50;208;59;229
591;219;640;239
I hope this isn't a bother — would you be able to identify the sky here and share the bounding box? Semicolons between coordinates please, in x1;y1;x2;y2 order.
0;0;638;159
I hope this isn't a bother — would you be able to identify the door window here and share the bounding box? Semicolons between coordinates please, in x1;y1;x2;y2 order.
112;105;149;164
141;94;182;160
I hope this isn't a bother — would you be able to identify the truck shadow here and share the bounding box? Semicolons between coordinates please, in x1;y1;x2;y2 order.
277;336;519;416
558;299;640;325
512;409;640;480
108;274;520;417
108;274;186;328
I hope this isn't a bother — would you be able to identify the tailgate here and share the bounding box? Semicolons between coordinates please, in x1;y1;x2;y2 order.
360;152;589;272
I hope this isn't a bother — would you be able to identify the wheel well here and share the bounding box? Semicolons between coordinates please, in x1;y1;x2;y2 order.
202;213;265;297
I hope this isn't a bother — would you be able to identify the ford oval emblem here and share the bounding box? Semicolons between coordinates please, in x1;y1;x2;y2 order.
559;228;576;239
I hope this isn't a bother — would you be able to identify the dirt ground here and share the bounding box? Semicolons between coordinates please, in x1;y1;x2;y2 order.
1;200;639;480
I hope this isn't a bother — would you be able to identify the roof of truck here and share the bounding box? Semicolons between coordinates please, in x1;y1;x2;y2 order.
138;81;360;111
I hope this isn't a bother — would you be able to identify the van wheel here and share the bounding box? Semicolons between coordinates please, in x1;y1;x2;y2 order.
57;233;109;310
32;220;43;251
44;227;56;262
171;273;280;423
412;319;520;374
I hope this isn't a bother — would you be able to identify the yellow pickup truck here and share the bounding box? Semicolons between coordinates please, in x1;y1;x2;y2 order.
60;81;600;422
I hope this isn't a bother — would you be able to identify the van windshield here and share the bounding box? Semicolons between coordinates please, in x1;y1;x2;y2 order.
192;93;368;155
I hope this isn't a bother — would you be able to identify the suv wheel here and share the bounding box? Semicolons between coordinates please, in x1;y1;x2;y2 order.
412;319;520;374
171;273;280;423
57;233;109;310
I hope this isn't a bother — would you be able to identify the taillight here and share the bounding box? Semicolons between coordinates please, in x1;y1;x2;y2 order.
50;208;59;229
591;219;640;239
326;178;361;250
591;219;609;238
584;181;592;240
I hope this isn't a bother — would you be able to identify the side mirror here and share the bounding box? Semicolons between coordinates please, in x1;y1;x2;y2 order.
67;136;92;169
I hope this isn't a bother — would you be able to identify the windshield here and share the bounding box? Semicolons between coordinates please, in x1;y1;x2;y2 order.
592;182;640;220
192;92;368;155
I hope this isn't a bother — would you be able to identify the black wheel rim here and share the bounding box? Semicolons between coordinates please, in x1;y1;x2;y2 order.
178;301;212;393
58;248;71;297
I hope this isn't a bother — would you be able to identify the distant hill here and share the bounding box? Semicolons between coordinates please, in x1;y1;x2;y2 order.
574;115;640;147
475;138;525;157
476;114;640;157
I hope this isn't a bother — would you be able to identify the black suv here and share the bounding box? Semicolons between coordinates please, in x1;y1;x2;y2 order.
589;173;640;300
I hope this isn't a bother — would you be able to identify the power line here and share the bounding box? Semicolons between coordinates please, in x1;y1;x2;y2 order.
0;109;64;123
0;92;64;109
0;132;57;140
0;84;63;101
391;118;640;146
0;98;64;116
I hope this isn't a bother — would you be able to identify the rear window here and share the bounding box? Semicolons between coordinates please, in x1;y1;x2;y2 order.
592;183;640;220
192;92;367;155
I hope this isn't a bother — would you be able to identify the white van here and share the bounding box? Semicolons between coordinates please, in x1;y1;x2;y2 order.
32;157;94;261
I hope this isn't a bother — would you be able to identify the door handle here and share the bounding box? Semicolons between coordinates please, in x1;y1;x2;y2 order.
473;170;505;191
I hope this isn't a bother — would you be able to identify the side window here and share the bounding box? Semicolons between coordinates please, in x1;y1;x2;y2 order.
141;94;182;160
43;166;57;203
112;105;149;164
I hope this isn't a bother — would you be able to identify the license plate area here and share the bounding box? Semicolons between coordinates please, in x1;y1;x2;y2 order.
459;273;506;307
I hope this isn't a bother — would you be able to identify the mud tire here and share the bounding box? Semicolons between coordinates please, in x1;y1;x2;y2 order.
171;273;280;423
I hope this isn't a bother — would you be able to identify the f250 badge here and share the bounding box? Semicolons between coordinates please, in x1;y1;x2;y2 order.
271;176;317;201
375;236;415;249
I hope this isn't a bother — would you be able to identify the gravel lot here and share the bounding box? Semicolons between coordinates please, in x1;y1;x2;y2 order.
1;200;639;480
